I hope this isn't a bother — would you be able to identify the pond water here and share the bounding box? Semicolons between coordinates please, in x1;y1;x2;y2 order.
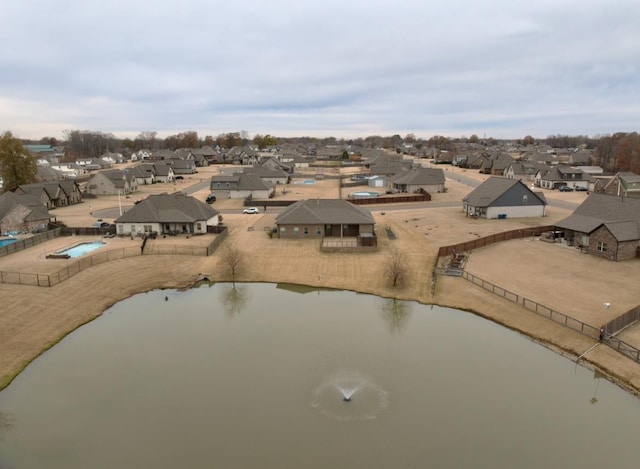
1;283;640;468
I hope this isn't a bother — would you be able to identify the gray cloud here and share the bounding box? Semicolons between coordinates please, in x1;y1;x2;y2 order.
1;0;638;140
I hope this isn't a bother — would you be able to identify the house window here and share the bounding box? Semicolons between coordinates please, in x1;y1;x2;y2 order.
522;195;528;204
303;227;309;236
293;227;300;235
597;241;608;252
144;225;152;233
280;227;286;234
316;227;322;235
196;223;202;231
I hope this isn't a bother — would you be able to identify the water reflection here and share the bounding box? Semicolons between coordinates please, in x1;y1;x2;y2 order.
380;298;412;333
219;282;250;317
0;412;12;440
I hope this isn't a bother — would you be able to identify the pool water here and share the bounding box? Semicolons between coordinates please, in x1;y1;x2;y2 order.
57;241;105;258
350;191;380;198
0;238;18;248
303;180;315;184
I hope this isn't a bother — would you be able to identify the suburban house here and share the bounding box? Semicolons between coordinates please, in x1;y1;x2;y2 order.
15;181;83;208
275;198;376;244
479;153;514;175
49;163;87;179
171;159;197;175
209;173;274;199
127;165;154;185
555;193;640;261
101;152;125;164
36;166;64;183
141;162;175;183
244;166;290;185
601;172;640;198
503;161;542;181
462;177;547;219
389;167;446;194
0;192;52;234
535;165;590;190
85;169;138;195
260;157;293;174
114;192;220;236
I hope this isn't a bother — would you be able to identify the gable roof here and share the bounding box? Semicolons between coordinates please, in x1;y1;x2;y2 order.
463;177;546;207
555;193;640;238
115;193;219;224
389;167;445;185
0;191;51;221
276;199;375;225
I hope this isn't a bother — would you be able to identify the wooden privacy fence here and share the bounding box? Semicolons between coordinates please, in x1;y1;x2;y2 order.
0;232;229;288
462;271;601;339
603;305;640;335
600;305;640;364
349;193;431;205
437;225;555;257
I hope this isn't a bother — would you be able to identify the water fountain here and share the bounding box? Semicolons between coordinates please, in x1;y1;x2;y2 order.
337;385;359;402
311;370;389;421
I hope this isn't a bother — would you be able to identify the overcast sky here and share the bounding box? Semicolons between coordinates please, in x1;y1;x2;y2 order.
1;0;638;141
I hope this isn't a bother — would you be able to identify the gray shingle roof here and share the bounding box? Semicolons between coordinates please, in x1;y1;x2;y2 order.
389;167;445;185
276;199;375;225
555;193;640;240
115;193;219;224
463;177;545;207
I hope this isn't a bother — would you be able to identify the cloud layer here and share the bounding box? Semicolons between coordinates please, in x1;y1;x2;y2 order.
1;0;639;140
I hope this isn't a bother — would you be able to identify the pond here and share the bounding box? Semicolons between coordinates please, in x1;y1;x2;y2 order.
1;283;639;468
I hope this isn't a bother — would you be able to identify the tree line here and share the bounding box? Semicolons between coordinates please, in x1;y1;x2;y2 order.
3;129;639;193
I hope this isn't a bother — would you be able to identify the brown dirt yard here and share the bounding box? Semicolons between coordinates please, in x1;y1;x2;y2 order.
1;164;639;399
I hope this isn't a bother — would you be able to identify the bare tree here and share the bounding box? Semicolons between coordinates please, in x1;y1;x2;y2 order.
221;244;244;279
384;248;407;288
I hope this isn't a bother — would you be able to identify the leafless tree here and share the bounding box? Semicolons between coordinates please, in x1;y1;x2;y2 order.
221;244;244;279
384;248;407;288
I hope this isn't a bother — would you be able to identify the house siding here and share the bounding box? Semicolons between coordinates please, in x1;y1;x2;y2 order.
589;225;638;261
485;205;545;219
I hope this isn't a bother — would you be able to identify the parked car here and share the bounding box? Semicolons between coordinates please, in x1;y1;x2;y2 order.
243;207;259;214
206;194;217;203
93;221;111;228
574;186;588;191
175;175;184;180
558;185;574;192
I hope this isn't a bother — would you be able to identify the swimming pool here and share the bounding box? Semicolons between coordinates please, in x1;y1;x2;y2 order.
57;241;106;258
350;191;380;198
303;180;315;184
0;238;18;248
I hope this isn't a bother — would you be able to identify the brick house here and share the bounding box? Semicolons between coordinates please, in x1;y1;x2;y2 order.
555;193;640;261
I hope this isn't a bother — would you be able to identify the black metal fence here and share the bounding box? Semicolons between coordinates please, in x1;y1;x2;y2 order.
461;271;601;339
0;230;229;287
0;229;62;257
